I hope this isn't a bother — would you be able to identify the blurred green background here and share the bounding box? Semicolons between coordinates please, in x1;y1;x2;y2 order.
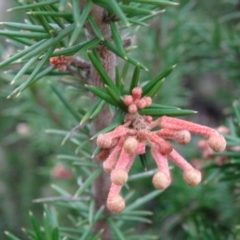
0;0;240;239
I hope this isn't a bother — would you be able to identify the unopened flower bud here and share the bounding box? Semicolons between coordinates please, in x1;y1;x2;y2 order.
183;169;202;186
124;137;139;155
132;87;142;99
103;160;115;174
111;169;128;185
123;95;133;106
96;134;113;148
107;195;125;214
152;171;171;190
175;130;191;145
143;97;152;107
207;134;226;152
128;104;138;114
136;99;147;109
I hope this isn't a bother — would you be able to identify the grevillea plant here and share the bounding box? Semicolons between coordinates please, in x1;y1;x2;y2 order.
0;0;229;239
95;86;226;213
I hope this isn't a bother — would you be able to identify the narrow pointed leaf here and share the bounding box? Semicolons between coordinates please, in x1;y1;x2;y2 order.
87;50;120;92
85;85;118;106
29;212;44;240
69;0;93;45
105;85;126;110
120;4;155;16
139;154;147;171
139;107;197;117
5;232;21;240
125;190;161;211
0;30;49;39
0;39;45;67
129;64;141;92
146;78;165;98
74;169;102;197
103;40;128;60
7;0;59;11
52;38;100;56
90;100;106;119
130;0;179;6
142;64;176;96
10;55;39;85
88;16;104;40
110;22;126;55
27;11;72;18
14;45;55;94
50;84;82;121
89;200;95;224
0;22;46;32
108;219;125;240
59;0;69;11
107;0;130;26
80;99;102;125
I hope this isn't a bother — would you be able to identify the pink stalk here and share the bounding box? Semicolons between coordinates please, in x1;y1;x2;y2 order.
105;126;127;139
108;183;122;198
157;128;177;139
151;144;170;178
159;116;216;137
167;149;193;171
114;148;133;170
147;132;173;155
103;137;124;173
137;142;146;155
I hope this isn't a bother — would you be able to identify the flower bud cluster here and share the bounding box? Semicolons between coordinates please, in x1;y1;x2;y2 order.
49;56;73;71
96;87;226;213
123;87;152;114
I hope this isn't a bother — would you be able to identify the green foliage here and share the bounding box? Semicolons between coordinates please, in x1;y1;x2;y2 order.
0;0;240;240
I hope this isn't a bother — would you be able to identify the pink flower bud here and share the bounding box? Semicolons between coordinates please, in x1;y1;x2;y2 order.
175;130;191;145
143;97;152;107
136;99;147;109
183;169;202;186
152;171;171;190
123;137;139;155
96;134;113;148
132;87;142;99
123;95;133;106
128;104;138;114
111;169;128;185
107;195;125;214
207;134;226;152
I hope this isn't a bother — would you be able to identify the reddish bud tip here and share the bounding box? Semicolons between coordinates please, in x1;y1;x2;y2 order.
107;195;125;214
124;137;139;155
132;87;142;99
152;171;171;190
96;149;111;161
183;168;202;186
111;169;128;185
207;134;226;152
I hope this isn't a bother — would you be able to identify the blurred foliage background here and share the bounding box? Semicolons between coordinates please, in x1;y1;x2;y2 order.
1;0;240;239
